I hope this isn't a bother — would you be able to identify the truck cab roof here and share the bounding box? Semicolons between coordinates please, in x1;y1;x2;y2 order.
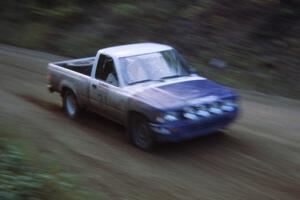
99;43;173;58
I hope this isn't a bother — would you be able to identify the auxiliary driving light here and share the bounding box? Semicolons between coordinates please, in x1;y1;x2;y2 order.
183;112;199;120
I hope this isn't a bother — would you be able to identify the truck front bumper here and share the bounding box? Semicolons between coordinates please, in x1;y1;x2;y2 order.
149;110;238;143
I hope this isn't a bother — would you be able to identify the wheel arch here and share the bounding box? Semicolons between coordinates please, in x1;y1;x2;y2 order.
127;111;150;126
127;110;155;150
61;86;74;97
126;111;150;138
59;82;77;96
59;82;83;108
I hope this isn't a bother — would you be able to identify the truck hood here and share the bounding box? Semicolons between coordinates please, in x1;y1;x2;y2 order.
133;79;237;109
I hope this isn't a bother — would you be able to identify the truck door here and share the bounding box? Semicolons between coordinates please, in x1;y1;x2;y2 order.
89;55;110;114
89;55;126;123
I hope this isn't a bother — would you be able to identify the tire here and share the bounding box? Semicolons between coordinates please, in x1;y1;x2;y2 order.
63;90;80;120
130;115;155;151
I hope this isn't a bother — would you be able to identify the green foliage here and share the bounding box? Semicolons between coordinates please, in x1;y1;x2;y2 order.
180;5;204;20
0;142;100;200
30;5;83;24
252;0;280;5
111;3;139;16
0;0;300;98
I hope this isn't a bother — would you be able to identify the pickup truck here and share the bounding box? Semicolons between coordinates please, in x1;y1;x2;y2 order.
47;43;239;150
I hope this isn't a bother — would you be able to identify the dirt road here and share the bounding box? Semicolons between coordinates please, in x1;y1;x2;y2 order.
0;44;299;200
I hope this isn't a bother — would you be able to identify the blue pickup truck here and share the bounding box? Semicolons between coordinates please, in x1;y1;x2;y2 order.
47;43;239;150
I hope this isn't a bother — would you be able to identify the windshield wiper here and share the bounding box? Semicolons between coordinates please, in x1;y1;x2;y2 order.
160;74;190;80
128;79;161;85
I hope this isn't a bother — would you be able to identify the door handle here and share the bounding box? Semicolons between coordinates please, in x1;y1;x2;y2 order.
97;83;109;88
92;84;97;89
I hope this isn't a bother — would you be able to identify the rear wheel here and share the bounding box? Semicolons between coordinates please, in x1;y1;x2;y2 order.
130;115;155;151
63;90;80;119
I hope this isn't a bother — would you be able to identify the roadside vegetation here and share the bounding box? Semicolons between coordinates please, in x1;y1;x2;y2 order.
0;0;299;98
0;125;103;200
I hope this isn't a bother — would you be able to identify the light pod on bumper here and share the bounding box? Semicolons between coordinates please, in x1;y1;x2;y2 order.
183;107;199;120
221;100;236;112
208;102;223;114
195;105;211;117
156;112;179;123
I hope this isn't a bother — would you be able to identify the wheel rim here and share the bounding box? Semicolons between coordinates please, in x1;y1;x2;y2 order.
66;94;76;116
134;123;151;149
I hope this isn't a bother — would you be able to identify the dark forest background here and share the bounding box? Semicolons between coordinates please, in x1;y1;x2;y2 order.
1;0;300;98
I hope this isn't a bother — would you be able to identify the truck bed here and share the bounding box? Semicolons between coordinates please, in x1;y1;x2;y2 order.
48;57;95;107
53;57;95;76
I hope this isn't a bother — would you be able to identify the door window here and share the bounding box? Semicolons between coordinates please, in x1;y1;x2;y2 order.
95;55;119;87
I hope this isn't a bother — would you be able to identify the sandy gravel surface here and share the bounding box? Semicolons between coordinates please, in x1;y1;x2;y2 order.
0;45;299;200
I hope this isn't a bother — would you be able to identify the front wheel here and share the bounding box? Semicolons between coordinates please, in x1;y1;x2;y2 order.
63;90;80;119
130;115;155;151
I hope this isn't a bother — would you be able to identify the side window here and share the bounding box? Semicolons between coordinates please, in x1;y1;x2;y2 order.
95;55;119;87
95;54;105;80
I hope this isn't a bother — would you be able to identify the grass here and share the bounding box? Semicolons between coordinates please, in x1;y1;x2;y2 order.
0;124;105;200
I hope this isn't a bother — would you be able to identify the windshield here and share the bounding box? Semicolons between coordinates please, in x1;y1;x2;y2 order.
119;49;191;85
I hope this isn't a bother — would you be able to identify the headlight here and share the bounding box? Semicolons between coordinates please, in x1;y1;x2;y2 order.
224;100;236;106
194;105;210;117
183;112;199;120
208;102;223;114
183;107;199;120
196;110;210;117
221;100;237;112
156;112;179;123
